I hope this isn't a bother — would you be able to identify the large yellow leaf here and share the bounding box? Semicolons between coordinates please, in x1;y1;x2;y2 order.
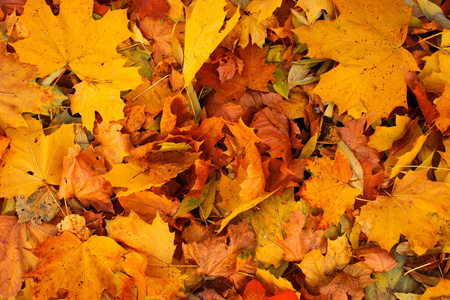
25;232;127;300
0;117;74;199
292;0;418;124
359;169;450;254
106;211;181;280
12;0;130;77
183;0;239;87
0;38;51;128
70;58;142;131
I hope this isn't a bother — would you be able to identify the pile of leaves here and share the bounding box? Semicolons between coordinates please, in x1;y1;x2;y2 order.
1;0;450;298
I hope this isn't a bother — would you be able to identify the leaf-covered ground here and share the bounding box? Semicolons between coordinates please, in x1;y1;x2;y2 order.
1;0;450;299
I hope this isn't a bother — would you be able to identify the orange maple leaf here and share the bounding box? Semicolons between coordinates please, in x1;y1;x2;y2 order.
25;232;127;299
58;145;113;212
300;150;361;227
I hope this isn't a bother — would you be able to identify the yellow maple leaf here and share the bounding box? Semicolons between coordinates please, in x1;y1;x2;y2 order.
0;39;52;128
183;0;239;87
25;232;127;300
292;0;419;124
11;0;141;131
359;169;450;254
70;58;142;131
106;211;182;281
12;0;130;77
0;116;74;199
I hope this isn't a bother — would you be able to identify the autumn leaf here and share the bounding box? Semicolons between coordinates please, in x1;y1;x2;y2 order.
183;221;257;283
246;0;282;24
199;45;276;102
368;115;411;152
298;235;352;290
279;209;327;262
58;145;113;212
183;0;239;87
12;0;130;77
421;278;450;300
0;117;74;199
292;0;419;124
106;211;182;280
0;38;52;128
242;188;300;268
119;191;179;223
25;232;127;300
15;186;60;224
94;121;133;167
418;30;450;133
359;169;450;254
0;216;57;298
355;247;398;273
11;0;141;130
138;17;175;64
300;149;361;227
70;57;142;131
114;252;182;299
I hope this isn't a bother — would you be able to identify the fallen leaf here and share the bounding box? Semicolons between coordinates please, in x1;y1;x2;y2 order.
368;115;411;152
298;235;352;291
251;107;292;162
134;0;169;19
183;221;257;279
183;0;239;87
25;232;127;300
12;0;131;77
246;0;282;24
359;169;450;254
242;188;300;268
256;268;296;295
355;247;398;273
421;278;450;300
296;0;334;24
114;252;182;299
70;58;142;131
300;149;361;227
0;216;57;298
106;211;181;280
94;121;133;167
0;117;74;199
119;191;179;223
0;38;52;128
292;0;418;124
58;145;113;212
279;209;327;262
15;186;60;224
139;17;175;64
